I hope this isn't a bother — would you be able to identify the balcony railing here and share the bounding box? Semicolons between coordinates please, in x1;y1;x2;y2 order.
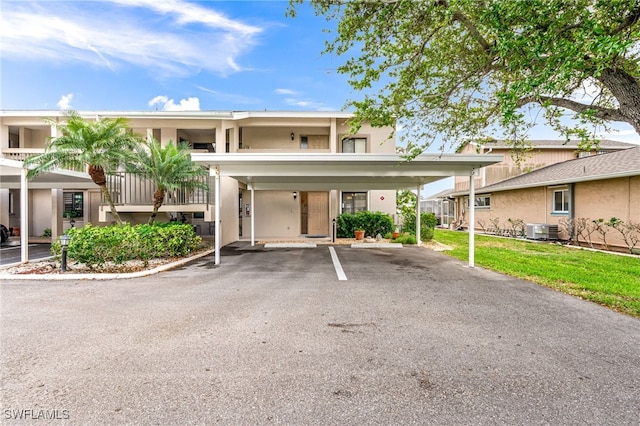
105;172;212;206
0;148;45;161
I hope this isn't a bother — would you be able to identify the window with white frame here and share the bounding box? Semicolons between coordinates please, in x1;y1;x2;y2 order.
342;192;367;214
474;195;491;209
552;188;569;213
342;137;366;153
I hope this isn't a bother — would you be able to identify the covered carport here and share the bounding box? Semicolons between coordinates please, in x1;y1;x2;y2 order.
191;152;503;267
0;157;93;263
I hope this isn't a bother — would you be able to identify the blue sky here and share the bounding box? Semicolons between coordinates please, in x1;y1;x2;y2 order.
2;0;639;196
1;0;352;112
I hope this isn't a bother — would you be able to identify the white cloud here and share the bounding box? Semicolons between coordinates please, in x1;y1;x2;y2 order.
0;1;263;77
283;97;334;111
148;96;201;111
275;89;298;95
57;93;74;110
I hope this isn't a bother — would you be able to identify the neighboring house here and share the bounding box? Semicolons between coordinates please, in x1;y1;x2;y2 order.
0;110;398;245
452;146;640;250
454;139;637;193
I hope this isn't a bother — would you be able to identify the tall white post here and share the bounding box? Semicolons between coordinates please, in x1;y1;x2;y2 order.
469;169;476;268
250;184;255;247
214;167;221;265
20;168;29;263
416;185;422;247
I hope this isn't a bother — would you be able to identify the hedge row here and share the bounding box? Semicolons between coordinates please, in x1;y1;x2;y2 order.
336;211;394;238
52;223;202;270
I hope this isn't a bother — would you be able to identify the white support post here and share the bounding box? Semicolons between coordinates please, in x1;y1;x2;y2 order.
469;169;476;268
214;167;221;265
20;168;28;263
250;184;255;247
416;185;422;247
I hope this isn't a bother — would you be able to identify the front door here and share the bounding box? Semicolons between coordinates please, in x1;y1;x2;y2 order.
301;191;329;235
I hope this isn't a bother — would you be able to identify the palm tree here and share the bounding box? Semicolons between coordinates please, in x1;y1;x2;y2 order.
24;111;143;225
130;138;209;225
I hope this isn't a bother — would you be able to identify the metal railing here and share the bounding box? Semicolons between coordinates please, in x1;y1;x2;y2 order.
105;172;211;206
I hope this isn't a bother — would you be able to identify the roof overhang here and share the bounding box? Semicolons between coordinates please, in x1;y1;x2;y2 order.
0;158;93;189
191;152;504;191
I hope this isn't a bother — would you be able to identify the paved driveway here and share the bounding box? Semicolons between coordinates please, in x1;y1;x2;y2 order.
1;243;639;424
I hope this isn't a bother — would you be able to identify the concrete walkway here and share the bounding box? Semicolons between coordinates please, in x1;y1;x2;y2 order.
1;242;639;424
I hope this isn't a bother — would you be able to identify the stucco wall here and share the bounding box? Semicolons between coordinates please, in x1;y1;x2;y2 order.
241;190;301;238
463;176;639;250
368;190;397;218
30;189;51;237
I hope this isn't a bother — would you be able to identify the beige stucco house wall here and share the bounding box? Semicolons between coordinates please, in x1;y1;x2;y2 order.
458;175;640;250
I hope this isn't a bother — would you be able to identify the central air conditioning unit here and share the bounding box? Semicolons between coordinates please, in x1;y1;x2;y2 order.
526;224;559;240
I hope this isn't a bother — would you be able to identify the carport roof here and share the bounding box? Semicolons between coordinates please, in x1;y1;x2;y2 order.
191;152;503;190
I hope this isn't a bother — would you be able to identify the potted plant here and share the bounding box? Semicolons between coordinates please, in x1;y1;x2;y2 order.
354;229;365;240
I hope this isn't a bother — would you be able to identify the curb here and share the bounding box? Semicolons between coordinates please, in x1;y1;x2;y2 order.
351;243;403;248
0;248;216;281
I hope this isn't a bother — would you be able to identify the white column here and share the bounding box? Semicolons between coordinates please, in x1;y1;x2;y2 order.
469;169;476;268
416;185;422;247
250;184;255;246
214;167;221;265
20;168;28;263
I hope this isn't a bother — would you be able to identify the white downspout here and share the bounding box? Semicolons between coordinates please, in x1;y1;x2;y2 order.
469;169;476;268
214;166;221;265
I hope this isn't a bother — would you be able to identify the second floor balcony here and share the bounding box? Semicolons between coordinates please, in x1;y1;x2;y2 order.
105;172;212;207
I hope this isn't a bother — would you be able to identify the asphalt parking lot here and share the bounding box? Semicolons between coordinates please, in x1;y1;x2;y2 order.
1;242;639;425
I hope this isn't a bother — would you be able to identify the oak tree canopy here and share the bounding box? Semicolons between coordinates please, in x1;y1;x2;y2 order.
289;0;640;154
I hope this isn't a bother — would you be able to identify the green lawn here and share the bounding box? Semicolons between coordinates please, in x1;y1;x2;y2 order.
434;230;640;318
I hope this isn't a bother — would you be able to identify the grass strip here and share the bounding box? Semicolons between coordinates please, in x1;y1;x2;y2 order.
434;230;640;318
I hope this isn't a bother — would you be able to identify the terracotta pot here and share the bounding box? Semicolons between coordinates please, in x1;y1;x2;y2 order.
392;231;399;239
354;230;365;240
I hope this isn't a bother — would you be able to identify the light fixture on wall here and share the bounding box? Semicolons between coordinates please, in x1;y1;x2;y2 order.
293;191;297;200
291;132;295;141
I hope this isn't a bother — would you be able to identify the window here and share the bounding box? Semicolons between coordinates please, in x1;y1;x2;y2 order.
552;189;569;213
342;192;367;214
342;137;366;153
63;192;84;218
474;195;491;209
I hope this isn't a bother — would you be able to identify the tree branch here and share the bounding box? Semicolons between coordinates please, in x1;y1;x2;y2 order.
436;0;492;52
611;4;640;36
518;96;628;122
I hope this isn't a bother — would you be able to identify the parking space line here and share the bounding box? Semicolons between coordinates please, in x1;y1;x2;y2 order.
328;246;347;281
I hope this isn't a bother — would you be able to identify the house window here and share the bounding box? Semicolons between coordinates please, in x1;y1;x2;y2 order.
342;137;366;153
342;192;367;214
63;192;84;219
552;189;569;213
474;195;491;209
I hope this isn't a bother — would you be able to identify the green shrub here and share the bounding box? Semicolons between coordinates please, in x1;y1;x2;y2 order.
51;223;201;270
336;211;394;238
401;211;437;242
391;233;417;244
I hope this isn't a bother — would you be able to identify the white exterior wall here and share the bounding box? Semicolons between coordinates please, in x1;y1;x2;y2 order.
241;190;301;239
30;189;51;237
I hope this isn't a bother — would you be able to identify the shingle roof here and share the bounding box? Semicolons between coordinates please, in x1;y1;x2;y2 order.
475;139;636;150
476;146;640;194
